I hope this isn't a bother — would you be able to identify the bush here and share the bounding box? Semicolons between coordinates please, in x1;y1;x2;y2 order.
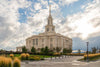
0;56;12;67
20;53;26;60
26;53;30;60
66;53;85;56
20;53;30;60
29;56;40;61
53;53;60;56
10;54;14;60
13;58;20;67
84;53;100;60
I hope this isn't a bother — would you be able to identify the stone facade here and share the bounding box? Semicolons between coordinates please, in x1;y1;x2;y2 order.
26;5;72;52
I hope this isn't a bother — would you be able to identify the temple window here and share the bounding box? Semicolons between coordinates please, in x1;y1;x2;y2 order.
36;38;38;45
33;39;35;45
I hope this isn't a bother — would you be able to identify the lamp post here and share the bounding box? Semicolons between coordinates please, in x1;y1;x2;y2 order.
86;42;89;62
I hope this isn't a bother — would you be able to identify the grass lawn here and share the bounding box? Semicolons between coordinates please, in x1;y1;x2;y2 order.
78;56;100;61
6;54;55;58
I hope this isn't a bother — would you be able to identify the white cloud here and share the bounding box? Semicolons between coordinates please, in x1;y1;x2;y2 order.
34;3;42;10
0;0;32;50
59;0;78;5
0;0;100;51
57;0;100;40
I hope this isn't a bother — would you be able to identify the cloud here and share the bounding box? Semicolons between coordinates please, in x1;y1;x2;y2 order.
0;0;32;50
57;0;100;40
59;0;78;5
0;0;100;51
34;3;42;10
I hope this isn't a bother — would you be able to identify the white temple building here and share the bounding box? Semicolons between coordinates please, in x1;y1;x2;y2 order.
16;5;72;52
25;5;72;52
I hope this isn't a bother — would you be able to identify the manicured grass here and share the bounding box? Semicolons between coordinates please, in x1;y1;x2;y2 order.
78;56;100;61
30;55;55;58
6;54;55;58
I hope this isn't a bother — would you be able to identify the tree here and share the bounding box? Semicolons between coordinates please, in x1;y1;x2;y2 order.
31;46;36;53
78;49;81;54
68;48;72;53
63;48;67;53
22;46;27;53
56;47;61;53
44;46;49;55
92;47;97;54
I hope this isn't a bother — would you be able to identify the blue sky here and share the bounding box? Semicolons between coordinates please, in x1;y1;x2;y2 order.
0;0;100;51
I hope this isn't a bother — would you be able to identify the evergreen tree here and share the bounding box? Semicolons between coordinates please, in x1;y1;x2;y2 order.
41;48;45;53
56;47;61;53
44;46;49;55
22;46;27;53
63;48;67;53
78;49;81;54
31;46;36;53
92;47;97;54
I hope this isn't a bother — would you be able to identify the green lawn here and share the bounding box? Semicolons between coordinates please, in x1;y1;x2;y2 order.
78;56;100;61
7;54;55;58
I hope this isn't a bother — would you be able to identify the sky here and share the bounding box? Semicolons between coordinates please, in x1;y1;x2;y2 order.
0;0;100;51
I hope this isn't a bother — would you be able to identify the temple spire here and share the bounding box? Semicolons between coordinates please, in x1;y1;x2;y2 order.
45;5;55;33
49;5;51;16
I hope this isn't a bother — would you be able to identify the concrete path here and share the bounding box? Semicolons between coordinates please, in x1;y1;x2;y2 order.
21;56;100;67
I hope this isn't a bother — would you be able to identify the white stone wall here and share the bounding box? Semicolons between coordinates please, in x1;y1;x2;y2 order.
26;35;72;52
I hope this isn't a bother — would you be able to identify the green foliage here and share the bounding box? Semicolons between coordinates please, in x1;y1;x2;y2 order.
92;47;97;54
44;46;49;55
40;48;45;54
56;47;61;52
78;49;81;54
29;56;40;61
31;46;36;53
22;46;27;53
67;48;72;53
63;48;67;53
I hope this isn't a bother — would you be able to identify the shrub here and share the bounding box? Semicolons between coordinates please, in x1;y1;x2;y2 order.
0;56;12;67
84;53;100;60
26;53;30;60
29;56;40;61
20;53;30;60
66;53;85;56
20;53;26;60
10;54;14;60
13;58;20;67
53;53;60;56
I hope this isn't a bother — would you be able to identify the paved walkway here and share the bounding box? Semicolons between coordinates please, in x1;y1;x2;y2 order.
21;56;100;67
